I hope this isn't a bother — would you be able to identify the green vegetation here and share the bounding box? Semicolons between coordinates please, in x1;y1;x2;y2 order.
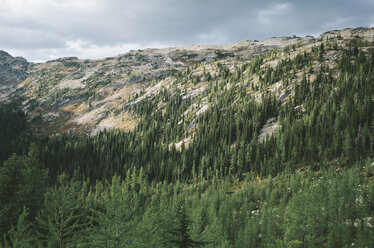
0;37;374;247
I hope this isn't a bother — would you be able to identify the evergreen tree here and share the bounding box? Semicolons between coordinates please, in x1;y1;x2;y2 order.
36;174;88;248
89;176;132;248
170;200;201;248
2;207;34;248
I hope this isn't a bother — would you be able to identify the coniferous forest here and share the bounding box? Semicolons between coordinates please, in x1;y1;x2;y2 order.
1;37;374;247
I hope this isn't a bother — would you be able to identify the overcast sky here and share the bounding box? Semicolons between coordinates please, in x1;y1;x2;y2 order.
1;0;373;62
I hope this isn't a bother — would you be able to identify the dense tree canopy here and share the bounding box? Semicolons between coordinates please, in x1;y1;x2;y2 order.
0;37;374;247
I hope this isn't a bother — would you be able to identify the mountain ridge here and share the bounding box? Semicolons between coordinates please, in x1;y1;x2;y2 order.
0;26;374;246
1;27;373;138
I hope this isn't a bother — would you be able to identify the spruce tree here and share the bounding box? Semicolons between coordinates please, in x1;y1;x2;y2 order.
2;207;34;248
36;174;87;248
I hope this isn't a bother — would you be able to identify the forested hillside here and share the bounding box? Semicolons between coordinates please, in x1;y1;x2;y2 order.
0;28;374;247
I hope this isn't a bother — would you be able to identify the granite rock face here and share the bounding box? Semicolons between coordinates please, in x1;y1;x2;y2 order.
0;50;29;85
0;51;29;103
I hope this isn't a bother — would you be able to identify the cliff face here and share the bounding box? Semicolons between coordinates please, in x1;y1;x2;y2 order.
0;50;29;103
0;50;29;84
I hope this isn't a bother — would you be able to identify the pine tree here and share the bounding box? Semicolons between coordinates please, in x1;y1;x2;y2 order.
133;206;164;247
342;129;352;160
284;191;315;248
2;207;34;248
89;176;132;248
170;200;201;248
36;173;87;248
0;154;26;235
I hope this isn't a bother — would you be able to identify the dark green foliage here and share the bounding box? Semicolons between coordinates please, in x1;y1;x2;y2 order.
0;145;47;236
27;44;373;185
0;105;30;164
88;176;133;247
35;173;89;248
2;207;34;248
170;200;201;248
0;38;374;247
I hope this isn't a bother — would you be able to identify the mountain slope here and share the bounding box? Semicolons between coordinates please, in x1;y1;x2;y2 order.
2;27;372;139
0;26;371;177
0;27;374;247
3;33;310;135
0;27;373;139
0;50;29;101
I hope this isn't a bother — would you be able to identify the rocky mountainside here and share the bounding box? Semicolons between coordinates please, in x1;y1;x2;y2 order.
1;27;374;138
0;50;29;83
1;26;374;248
0;50;29;101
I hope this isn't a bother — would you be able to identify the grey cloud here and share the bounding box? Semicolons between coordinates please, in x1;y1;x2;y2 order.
0;0;373;61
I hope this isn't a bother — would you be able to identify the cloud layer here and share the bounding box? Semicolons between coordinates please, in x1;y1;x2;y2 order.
1;0;373;61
